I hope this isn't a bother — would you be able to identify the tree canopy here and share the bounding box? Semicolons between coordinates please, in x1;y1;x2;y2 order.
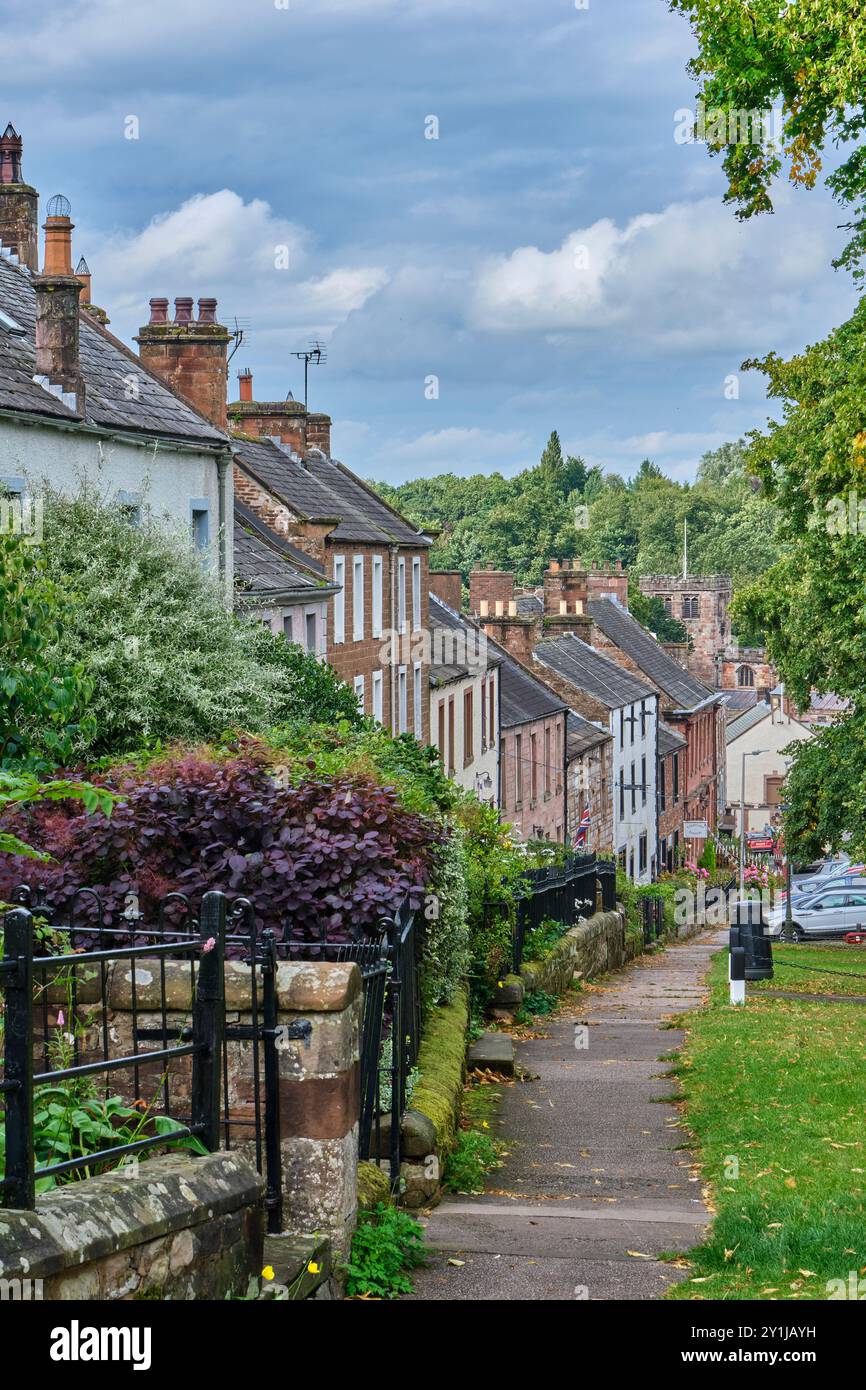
670;0;866;277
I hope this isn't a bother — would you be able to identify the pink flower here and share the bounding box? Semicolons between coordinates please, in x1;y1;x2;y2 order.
56;1009;65;1027
201;937;216;954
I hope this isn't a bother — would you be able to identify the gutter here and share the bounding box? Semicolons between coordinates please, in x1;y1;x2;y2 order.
0;404;226;456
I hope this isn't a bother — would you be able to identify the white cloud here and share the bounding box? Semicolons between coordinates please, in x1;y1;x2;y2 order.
80;189;387;347
469;194;853;354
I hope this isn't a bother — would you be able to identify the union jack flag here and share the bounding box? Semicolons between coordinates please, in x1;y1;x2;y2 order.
574;808;592;848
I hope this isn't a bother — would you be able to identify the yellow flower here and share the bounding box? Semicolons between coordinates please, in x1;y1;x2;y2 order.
261;1266;275;1281
307;1261;320;1275
482;1121;490;1129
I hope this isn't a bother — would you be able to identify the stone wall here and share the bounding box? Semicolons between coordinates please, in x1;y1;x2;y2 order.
0;1152;263;1301
519;909;627;995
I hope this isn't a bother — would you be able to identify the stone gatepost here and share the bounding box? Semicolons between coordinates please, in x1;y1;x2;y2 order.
271;961;362;1258
104;957;362;1261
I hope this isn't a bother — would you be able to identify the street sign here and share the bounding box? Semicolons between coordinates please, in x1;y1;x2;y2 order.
684;819;709;839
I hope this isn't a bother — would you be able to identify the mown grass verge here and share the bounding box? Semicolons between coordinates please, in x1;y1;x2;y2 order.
668;946;866;1301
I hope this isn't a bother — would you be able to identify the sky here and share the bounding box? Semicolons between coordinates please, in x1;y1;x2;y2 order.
2;0;859;484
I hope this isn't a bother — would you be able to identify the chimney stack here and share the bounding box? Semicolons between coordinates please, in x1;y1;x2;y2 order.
543;557;592;639
75;255;91;304
227;374;309;452
135;295;231;430
33;194;85;414
469;569;514;617
429;570;463;613
0;123;38;272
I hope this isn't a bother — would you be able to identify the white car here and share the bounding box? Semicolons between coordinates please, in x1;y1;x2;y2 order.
766;885;866;941
790;855;850;891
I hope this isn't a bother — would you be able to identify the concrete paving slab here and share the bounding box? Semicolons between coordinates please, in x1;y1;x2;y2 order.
408;929;723;1302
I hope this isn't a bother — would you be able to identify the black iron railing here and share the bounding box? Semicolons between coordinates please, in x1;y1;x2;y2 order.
0;892;226;1211
512;854;599;971
639;895;666;946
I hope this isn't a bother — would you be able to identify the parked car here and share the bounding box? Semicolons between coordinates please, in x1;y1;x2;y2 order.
766;885;866;941
790;855;852;893
785;870;866;906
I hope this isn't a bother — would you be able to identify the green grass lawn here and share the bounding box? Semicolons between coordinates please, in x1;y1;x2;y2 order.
668;945;866;1301
753;942;866;996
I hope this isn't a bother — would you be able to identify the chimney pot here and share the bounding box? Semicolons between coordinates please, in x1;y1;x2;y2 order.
149;297;169;324
197;297;218;323
174;296;194;325
238;368;253;403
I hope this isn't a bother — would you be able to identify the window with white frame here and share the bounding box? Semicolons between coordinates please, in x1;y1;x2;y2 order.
372;555;383;638
413;662;423;739
333;556;345;644
412;556;421;632
398;666;408;733
398;558;407;635
352;556;364;641
372;669;384;723
353;673;365;714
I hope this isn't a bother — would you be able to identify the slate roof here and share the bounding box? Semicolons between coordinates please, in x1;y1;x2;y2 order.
566;711;612;760
428;594;501;686
233;435;431;547
477;631;566;729
0;256;225;444
726;701;771;743
515;593;543;616
588;598;714;710
234;501;336;601
533;633;655;710
720;689;760;719
658;720;688;757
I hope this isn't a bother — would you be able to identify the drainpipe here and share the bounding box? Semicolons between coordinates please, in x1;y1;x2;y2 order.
562;712;569;847
217;449;232;606
389;545;398;734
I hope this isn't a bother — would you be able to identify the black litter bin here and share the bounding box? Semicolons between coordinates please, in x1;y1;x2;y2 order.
731;899;773;980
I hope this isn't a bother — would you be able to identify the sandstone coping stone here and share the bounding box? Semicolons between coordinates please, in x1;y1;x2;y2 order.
0;1152;263;1282
107;958;361;1014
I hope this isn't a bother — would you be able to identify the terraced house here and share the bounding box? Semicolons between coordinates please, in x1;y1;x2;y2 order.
0;129;233;595
223;371;433;738
587;595;724;853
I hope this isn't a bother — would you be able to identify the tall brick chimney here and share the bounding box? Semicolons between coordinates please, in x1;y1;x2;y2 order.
586;559;629;607
33;195;85;413
227;372;311;453
469;569;514;616
136;296;231;429
543;558;592;639
430;571;463;613
0;123;38;272
306;413;331;456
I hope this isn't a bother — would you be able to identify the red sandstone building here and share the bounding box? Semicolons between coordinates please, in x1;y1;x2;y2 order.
133;292;435;741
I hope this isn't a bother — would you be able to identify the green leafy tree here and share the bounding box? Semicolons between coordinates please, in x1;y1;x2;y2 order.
0;529;94;769
732;299;866;853
670;0;866;276
33;487;361;760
